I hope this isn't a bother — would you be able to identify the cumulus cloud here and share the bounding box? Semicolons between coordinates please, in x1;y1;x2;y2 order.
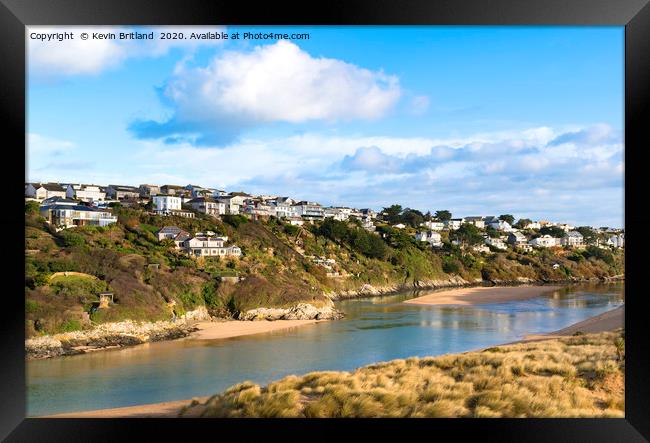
129;40;402;144
28;26;227;77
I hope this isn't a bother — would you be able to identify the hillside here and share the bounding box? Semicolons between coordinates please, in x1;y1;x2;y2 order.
25;203;624;337
179;330;625;418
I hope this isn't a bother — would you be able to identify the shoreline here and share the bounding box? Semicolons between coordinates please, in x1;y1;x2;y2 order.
40;303;624;419
403;285;561;306
27;277;623;360
189;318;325;340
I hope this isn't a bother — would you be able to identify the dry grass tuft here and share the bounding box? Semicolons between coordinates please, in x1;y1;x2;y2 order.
181;330;624;418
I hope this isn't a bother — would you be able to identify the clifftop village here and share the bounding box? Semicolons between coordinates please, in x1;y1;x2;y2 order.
26;182;624;260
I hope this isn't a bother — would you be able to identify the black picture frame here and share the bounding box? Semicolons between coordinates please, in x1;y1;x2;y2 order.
2;0;648;440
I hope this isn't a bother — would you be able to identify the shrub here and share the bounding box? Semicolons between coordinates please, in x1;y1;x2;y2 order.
59;231;86;247
58;319;82;333
223;214;249;228
583;246;614;266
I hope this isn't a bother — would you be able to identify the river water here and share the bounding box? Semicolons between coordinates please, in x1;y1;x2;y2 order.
27;283;624;416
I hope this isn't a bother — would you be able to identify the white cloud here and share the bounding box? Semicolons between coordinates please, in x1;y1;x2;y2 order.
159;40;401;125
27;26;227;77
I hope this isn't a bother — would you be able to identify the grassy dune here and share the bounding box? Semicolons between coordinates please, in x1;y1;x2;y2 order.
180;331;624;418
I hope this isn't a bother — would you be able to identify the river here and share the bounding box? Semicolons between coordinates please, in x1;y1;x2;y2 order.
27;282;624;416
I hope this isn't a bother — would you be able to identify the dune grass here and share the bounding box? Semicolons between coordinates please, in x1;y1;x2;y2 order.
180;330;624;418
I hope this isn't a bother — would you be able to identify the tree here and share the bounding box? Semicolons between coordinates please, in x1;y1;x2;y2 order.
25;201;40;215
515;218;532;229
382;205;403;224
401;208;425;228
576;226;597;244
498;214;515;225
450;223;483;248
540;226;567;238
434;210;452;221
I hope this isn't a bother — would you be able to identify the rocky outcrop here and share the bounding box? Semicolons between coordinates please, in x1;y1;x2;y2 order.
25;308;210;360
238;302;344;321
327;276;473;300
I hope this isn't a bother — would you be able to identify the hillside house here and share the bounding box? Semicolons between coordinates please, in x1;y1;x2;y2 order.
107;185;140;200
507;231;528;246
293;201;325;221
485;236;508;250
40;204;117;229
464;216;486;229
607;233;625;248
444;219;463;230
415;231;442;247
561;231;584;248
421;220;444;231
138;184;160;197
187;197;226;216
530;235;559;248
183;236;241;258
65;184;106;202
487;219;513;232
25;183;67;201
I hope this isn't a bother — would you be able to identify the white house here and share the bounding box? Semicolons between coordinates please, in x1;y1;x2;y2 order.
293;201;325;220
485;236;507;250
66;184;106;202
444;219;463;230
187;197;226;216
464;216;486;229
40;204;117;229
415;231;442;247
421;220;445;231
524;221;542;230
488;220;513;232
558;223;575;233
607;233;624;248
274;200;299;219
530;235;559;248
507;231;528;246
25;183;67;201
183;236;242;258
41;197;77;207
393;223;407;229
561;231;584;248
153;195;181;213
323;207;353;221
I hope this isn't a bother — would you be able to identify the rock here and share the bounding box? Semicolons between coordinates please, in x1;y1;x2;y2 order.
238;303;344;321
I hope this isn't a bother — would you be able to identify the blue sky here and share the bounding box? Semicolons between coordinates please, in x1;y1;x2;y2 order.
27;26;624;227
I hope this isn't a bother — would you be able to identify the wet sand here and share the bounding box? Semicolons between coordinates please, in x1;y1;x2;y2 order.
521;305;624;341
403;285;561;306
189;319;323;340
44;397;209;418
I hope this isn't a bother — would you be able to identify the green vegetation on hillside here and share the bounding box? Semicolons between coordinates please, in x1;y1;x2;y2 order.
181;330;624;418
25;203;624;337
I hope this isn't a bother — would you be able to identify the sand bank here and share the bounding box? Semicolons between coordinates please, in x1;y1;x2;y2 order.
522;305;624;341
403;285;561;306
189;319;323;340
44;397;209;418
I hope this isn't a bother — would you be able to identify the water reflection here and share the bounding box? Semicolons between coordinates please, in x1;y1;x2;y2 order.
28;282;623;416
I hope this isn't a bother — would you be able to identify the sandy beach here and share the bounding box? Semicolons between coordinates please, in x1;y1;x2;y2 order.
189;319;323;340
521;305;624;341
403;285;561;306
